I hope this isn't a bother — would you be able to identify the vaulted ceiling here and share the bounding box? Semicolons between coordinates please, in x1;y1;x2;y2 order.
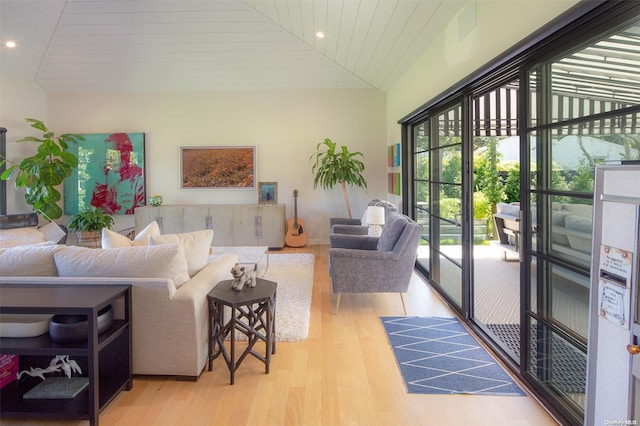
0;0;465;93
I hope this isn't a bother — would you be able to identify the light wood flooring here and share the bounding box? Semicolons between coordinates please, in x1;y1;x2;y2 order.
2;245;559;426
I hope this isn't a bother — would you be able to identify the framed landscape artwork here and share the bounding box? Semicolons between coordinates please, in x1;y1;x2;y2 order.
64;133;146;215
258;182;278;204
180;146;256;189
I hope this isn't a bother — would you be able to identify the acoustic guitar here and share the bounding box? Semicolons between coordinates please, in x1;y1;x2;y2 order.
285;189;307;247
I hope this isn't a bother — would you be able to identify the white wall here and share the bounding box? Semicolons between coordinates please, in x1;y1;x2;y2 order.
386;0;580;147
1;0;581;241
0;73;48;215
47;89;387;243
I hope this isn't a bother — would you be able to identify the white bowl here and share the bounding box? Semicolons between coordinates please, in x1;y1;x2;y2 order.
0;314;53;338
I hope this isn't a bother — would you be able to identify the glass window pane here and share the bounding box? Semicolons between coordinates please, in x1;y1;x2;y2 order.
414;122;429;152
437;253;462;303
550;265;590;339
437;186;461;220
415;151;429;180
528;318;586;412
436;106;462;146
417;247;430;273
436;145;462;184
550;195;593;267
530;20;640;128
415;180;429;206
416;207;429;244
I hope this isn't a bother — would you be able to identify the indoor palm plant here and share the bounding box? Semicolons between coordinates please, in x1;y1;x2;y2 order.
0;118;83;220
67;206;114;247
310;138;367;219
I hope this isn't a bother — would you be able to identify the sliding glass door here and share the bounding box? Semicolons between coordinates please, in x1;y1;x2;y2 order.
471;81;523;362
414;103;464;310
525;19;640;414
405;5;640;422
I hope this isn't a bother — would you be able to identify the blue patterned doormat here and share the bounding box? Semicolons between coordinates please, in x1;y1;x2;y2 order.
381;316;525;396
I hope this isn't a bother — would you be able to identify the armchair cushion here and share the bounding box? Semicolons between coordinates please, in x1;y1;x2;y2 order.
329;217;362;228
331;224;369;236
377;213;410;251
329;233;378;250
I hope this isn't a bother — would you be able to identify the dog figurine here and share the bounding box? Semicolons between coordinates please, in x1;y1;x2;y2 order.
230;263;257;291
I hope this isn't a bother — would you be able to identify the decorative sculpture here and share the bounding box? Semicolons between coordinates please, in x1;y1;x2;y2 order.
17;355;82;381
17;355;87;399
230;263;257;291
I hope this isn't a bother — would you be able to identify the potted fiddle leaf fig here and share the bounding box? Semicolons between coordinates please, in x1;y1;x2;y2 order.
0;118;83;220
310;138;367;219
67;206;114;247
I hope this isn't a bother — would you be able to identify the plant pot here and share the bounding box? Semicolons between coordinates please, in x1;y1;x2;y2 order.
149;195;163;206
76;231;101;248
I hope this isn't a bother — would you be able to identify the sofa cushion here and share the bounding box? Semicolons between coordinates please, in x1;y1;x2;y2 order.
38;222;67;243
101;221;160;248
0;227;45;248
149;229;213;276
496;202;519;217
564;214;593;253
0;244;65;276
54;243;190;287
561;203;593;218
377;213;409;251
551;211;570;245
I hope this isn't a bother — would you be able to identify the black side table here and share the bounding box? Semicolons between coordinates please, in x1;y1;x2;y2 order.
207;278;277;384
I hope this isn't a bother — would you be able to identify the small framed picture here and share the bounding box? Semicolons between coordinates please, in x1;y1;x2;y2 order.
258;182;278;204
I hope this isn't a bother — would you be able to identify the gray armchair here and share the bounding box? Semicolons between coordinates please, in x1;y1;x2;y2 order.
329;211;422;314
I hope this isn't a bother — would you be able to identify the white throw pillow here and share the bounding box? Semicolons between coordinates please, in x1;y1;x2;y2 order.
38;221;67;243
0;227;45;248
149;229;213;277
54;243;191;288
101;221;160;248
0;244;65;276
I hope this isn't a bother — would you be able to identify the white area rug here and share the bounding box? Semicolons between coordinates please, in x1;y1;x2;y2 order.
262;253;315;342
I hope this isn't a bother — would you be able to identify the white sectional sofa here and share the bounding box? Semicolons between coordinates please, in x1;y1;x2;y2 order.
494;201;594;262
0;233;238;380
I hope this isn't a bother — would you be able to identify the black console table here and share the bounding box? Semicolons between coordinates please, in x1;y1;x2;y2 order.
0;284;132;426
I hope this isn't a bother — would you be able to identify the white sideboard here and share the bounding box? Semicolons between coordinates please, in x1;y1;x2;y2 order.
134;204;286;248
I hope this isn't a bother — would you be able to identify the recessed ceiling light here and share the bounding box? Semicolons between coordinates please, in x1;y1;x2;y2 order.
315;31;325;39
5;40;16;48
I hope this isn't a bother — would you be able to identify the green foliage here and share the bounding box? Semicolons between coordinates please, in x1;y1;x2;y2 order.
473;191;491;220
439;198;460;220
568;159;597;194
310;138;367;218
310;138;367;190
473;138;505;207
67;206;114;232
441;153;461;185
502;162;520;203
0;118;83;219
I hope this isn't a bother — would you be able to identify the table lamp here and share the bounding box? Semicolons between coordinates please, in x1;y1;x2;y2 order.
366;206;385;237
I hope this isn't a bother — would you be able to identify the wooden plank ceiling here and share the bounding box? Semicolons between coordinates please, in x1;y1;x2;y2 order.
0;0;465;93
